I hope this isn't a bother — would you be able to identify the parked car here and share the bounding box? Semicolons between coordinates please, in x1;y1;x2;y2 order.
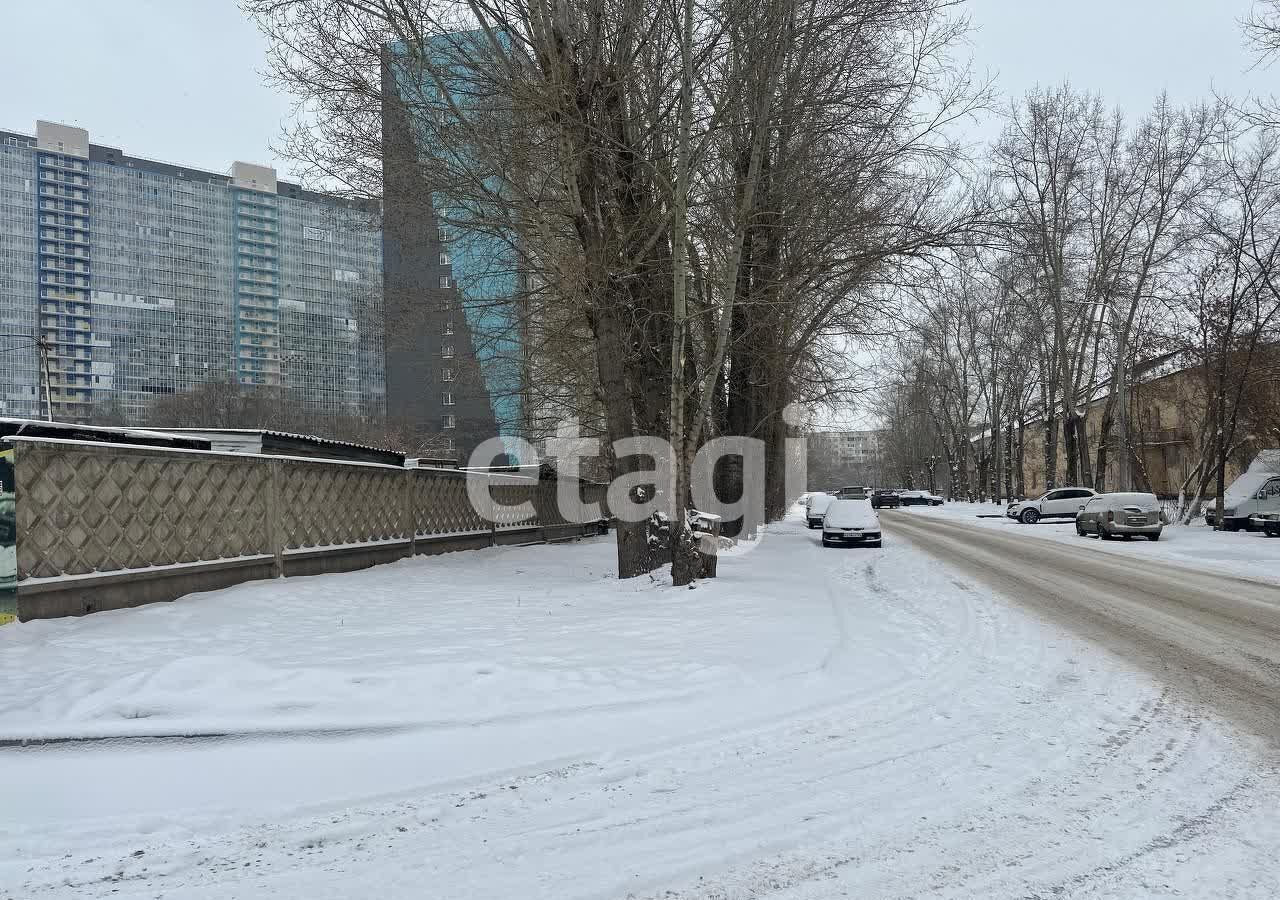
821;499;882;547
898;490;934;506
805;492;835;528
1006;487;1097;524
871;489;901;509
837;485;869;499
924;493;945;506
1076;492;1164;541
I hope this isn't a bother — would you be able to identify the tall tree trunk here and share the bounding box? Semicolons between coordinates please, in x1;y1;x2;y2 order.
1075;414;1093;487
669;0;697;586
1093;395;1117;493
1004;415;1015;502
1016;418;1026;498
1044;414;1059;491
1063;412;1080;486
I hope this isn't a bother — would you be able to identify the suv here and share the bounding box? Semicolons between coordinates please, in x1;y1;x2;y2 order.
1006;487;1097;524
871;489;900;509
1076;492;1164;541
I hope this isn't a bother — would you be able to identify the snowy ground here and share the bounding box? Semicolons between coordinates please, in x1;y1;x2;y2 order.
901;501;1280;586
3;512;1280;898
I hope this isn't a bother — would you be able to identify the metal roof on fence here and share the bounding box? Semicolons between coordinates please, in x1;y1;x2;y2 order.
0;419;211;451
145;428;406;466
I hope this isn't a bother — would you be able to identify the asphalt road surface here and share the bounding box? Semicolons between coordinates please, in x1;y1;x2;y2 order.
882;511;1280;742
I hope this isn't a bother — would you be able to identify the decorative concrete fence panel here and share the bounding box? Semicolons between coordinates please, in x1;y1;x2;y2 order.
16;439;274;579
276;457;410;550
411;468;490;537
5;437;607;622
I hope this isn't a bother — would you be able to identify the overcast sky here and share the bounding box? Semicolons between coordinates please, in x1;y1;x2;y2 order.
0;0;1273;177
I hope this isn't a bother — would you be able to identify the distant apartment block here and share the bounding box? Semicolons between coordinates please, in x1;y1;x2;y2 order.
0;120;384;424
807;429;886;491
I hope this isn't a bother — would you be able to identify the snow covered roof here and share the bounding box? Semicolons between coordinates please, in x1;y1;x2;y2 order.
149;428;404;466
0;419;210;451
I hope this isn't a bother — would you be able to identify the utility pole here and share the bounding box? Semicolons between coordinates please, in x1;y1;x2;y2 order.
37;336;53;422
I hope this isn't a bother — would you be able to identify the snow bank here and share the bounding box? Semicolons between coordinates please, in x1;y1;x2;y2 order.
0;540;769;742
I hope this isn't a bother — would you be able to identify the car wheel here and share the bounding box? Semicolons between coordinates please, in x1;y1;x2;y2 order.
1224;519;1240;532
1020;508;1040;524
1096;522;1110;540
1076;523;1088;536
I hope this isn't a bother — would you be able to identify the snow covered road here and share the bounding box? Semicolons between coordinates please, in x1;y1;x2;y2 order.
883;510;1280;735
4;514;1280;898
898;501;1280;586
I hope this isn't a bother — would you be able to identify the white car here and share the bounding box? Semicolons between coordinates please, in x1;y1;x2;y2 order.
1006;487;1097;524
806;492;834;528
821;499;882;547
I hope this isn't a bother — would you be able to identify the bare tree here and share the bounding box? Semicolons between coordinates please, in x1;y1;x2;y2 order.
1083;98;1220;491
247;0;981;580
1162;122;1280;525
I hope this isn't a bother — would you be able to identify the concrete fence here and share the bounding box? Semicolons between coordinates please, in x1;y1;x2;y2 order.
4;437;607;622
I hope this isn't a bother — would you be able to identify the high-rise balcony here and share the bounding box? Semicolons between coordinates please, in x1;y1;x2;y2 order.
39;155;88;173
238;234;277;248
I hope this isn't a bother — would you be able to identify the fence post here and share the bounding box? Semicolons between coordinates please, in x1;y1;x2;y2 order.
404;468;417;557
266;457;285;578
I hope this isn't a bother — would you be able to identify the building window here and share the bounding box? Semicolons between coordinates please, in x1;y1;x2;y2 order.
442;391;454;406
443;319;454;335
439;275;451;289
441;344;454;359
442;414;456;429
442;367;454;382
439;252;450;266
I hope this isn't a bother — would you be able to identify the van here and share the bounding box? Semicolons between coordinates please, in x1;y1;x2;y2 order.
1223;475;1280;531
1207;450;1280;531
